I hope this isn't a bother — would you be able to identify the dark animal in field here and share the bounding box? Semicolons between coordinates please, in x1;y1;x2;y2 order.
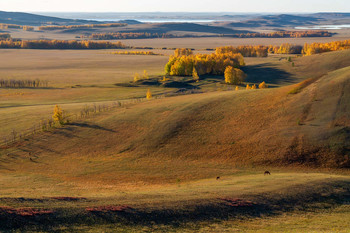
216;176;220;180
264;171;271;175
30;158;34;162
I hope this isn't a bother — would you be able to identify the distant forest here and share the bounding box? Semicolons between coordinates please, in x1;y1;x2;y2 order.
83;30;333;40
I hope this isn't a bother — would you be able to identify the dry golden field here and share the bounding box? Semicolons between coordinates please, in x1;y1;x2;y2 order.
0;33;350;231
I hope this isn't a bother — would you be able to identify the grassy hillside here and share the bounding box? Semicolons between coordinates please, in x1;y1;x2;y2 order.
0;49;349;231
0;10;95;25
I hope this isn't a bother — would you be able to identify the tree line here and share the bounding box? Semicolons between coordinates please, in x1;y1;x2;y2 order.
83;30;332;40
0;39;126;49
0;33;11;40
112;51;160;56
302;39;350;56
38;23;127;31
83;32;178;40
165;50;245;76
216;46;269;57
223;30;332;38
0;23;34;31
0;79;49;88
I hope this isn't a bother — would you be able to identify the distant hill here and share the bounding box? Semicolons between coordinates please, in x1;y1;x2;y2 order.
0;11;101;26
224;14;322;28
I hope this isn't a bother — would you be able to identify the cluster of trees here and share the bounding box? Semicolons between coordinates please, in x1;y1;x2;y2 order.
38;23;127;31
302;39;350;56
229;30;332;38
112;51;159;55
134;70;149;82
244;81;267;89
84;32;175;40
0;23;34;31
165;50;245;76
268;44;303;54
216;45;268;57
0;33;11;40
83;30;332;40
0;79;48;88
216;44;303;57
174;48;193;57
224;66;246;84
0;39;126;49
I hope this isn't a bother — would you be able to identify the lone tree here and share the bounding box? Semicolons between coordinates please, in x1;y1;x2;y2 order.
235;86;239;91
225;66;234;84
246;84;251;90
134;73;140;82
146;89;152;99
259;81;267;89
192;67;199;82
143;70;149;79
52;105;64;126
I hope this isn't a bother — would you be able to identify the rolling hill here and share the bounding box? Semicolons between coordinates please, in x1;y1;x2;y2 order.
0;10;99;25
0;47;349;232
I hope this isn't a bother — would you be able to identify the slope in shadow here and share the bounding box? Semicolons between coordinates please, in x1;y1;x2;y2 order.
242;64;294;85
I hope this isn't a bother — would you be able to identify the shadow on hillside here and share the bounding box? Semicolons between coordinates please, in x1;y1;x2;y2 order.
69;123;116;133
1;179;349;231
242;64;294;85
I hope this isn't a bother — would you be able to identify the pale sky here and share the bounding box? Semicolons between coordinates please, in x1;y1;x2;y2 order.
0;0;348;13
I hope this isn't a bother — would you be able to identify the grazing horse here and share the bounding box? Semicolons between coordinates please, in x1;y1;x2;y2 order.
216;176;221;180
264;171;271;175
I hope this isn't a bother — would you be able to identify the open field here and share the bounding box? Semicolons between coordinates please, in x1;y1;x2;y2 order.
1;18;350;230
118;32;350;49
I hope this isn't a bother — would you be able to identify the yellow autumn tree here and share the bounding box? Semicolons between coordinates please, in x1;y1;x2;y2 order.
235;86;239;91
146;89;152;99
192;67;199;82
143;70;149;79
251;84;257;89
134;73;140;82
224;66;234;84
52;105;63;125
246;84;251;90
259;81;267;89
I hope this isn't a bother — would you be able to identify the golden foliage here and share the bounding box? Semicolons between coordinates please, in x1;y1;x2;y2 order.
246;84;251;90
174;48;193;57
0;23;33;31
165;52;244;76
251;84;257;89
146;89;152;99
302;39;350;56
143;70;149;80
235;30;331;38
225;66;234;84
259;81;267;89
85;32;172;40
112;51;159;56
134;73;141;82
225;66;246;84
52;105;63;125
0;39;126;49
268;44;303;54
216;45;268;57
235;86;239;91
192;68;199;81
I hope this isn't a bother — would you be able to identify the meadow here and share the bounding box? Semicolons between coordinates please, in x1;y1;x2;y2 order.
0;30;350;231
